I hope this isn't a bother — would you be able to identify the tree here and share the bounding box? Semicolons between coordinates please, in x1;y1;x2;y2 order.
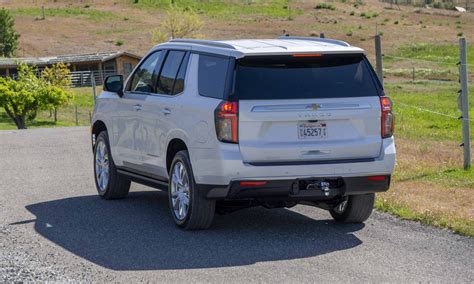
0;63;72;129
0;8;20;57
41;63;72;121
152;8;203;44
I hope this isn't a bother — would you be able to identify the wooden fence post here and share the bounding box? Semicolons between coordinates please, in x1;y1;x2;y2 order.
375;34;384;86
75;105;78;126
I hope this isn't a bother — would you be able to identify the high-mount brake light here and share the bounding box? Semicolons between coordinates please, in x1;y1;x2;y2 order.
380;96;394;138
215;101;238;143
292;53;323;57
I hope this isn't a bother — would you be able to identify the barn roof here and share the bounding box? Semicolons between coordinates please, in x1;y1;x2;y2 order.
0;51;141;68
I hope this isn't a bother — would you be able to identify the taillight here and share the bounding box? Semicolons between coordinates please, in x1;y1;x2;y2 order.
215;101;238;143
380;96;394;138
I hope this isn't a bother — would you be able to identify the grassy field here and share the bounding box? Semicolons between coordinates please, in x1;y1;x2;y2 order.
129;0;303;20
379;81;473;237
9;7;116;21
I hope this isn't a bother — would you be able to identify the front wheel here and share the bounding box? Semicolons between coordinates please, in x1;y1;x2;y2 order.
94;131;131;199
168;150;215;230
329;193;375;223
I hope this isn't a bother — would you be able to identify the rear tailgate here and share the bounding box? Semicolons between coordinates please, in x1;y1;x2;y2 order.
234;53;383;164
239;97;381;163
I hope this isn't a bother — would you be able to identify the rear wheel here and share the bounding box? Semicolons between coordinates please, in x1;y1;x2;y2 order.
94;131;131;199
168;150;215;230
329;193;375;223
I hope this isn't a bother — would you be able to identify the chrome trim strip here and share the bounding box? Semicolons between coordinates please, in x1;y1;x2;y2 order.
251;103;371;112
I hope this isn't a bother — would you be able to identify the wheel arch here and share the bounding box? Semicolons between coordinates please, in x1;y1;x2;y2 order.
166;138;189;175
91;120;108;149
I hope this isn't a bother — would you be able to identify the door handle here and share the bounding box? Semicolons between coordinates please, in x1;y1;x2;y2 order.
162;108;172;115
133;104;142;111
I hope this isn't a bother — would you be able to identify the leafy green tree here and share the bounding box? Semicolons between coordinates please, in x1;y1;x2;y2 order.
0;8;20;57
0;63;72;129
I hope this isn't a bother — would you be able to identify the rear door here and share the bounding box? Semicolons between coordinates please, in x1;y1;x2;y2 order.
137;50;189;179
235;53;383;164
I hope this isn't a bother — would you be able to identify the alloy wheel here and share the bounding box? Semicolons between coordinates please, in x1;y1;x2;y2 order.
95;140;109;192
170;161;190;221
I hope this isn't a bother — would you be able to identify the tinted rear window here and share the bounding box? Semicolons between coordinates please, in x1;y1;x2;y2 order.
235;54;380;100
198;55;230;99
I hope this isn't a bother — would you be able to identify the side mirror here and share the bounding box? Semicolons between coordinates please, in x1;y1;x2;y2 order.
103;75;124;97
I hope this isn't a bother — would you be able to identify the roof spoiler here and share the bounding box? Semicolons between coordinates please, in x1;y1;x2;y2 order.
277;36;350;47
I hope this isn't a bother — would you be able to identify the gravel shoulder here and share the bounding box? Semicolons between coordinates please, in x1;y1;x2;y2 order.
0;127;473;282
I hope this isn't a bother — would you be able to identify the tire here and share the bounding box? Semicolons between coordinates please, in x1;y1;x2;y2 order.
168;150;215;230
93;131;131;199
329;193;375;223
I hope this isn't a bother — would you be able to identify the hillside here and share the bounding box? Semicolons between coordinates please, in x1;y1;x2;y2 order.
1;0;473;58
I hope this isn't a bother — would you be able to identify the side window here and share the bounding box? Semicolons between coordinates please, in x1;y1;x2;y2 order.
129;51;162;93
172;52;190;95
156;50;186;95
198;55;230;99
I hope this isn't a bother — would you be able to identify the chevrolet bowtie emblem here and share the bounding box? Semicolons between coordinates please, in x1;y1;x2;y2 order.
308;104;320;110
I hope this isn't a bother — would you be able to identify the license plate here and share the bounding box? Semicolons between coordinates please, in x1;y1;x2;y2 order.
298;122;328;139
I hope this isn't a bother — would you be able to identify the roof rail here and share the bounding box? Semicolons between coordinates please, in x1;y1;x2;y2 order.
277;36;350;47
169;39;236;50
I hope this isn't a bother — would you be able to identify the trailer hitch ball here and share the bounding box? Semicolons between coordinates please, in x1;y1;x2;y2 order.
306;181;331;196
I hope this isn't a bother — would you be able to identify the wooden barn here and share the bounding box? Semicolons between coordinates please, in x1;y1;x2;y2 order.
0;51;142;87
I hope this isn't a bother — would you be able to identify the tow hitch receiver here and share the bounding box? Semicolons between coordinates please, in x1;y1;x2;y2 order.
306;181;331;196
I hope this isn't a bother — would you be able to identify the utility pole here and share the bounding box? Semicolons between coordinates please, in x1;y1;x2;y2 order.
459;38;471;169
375;34;383;86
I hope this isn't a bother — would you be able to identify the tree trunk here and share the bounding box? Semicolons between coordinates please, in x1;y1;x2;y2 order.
13;115;26;129
54;108;57;122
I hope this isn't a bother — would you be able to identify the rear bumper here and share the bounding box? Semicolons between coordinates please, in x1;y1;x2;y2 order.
199;175;391;200
190;137;396;185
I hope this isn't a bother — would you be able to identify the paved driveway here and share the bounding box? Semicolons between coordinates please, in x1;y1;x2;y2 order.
0;127;472;282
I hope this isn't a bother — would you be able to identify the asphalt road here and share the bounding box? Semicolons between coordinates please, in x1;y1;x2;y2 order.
0;127;473;282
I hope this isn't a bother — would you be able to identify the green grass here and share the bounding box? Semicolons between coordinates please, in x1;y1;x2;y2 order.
394;166;474;188
0;87;96;130
388;43;474;66
385;81;474;141
375;198;474;237
128;0;303;20
9;7;116;21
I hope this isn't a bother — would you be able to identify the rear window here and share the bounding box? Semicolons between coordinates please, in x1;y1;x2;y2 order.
235;54;380;100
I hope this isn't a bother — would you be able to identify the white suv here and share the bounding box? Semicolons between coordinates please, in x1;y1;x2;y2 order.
91;37;396;230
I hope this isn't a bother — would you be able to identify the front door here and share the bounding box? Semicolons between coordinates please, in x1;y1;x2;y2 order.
116;50;164;172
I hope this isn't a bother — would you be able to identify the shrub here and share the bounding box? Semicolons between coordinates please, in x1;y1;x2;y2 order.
315;3;336;10
346;31;353;36
115;40;124;46
350;11;355;15
457;32;463;37
152;7;203;44
394;20;399;24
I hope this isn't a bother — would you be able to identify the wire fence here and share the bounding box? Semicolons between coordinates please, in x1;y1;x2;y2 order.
379;38;472;170
382;54;473;83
